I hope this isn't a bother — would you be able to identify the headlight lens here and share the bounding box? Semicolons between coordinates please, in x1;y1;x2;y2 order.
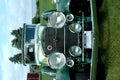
48;52;66;69
48;12;66;28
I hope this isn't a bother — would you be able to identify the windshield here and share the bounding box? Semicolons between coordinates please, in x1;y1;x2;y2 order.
24;24;36;43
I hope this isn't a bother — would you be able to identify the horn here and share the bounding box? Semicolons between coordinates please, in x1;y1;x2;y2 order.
69;46;82;57
69;23;82;33
66;59;74;67
66;14;74;22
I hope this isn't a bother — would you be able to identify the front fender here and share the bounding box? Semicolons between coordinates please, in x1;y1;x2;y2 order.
56;0;71;13
56;67;70;80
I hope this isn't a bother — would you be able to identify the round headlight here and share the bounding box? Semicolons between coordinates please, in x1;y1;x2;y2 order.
69;23;82;33
48;12;66;28
69;46;82;57
48;52;66;69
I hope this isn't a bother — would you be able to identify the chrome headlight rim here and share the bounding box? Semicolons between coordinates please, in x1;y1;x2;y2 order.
48;52;66;69
48;11;66;28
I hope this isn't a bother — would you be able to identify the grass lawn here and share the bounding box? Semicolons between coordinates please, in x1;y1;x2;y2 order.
97;0;120;80
39;0;55;24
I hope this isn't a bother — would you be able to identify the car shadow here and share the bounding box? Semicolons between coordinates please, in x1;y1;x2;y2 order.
96;0;111;80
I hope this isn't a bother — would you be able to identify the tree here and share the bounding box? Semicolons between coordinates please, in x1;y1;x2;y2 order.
9;53;22;64
32;16;40;24
32;0;40;24
11;27;22;37
11;27;23;49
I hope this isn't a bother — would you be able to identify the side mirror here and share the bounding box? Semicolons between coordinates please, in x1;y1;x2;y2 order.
41;10;56;21
41;66;56;76
52;0;60;4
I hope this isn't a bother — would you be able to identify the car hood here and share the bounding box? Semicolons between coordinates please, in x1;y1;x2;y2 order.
34;24;48;65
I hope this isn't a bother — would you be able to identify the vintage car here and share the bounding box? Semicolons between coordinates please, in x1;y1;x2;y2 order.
22;0;98;80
